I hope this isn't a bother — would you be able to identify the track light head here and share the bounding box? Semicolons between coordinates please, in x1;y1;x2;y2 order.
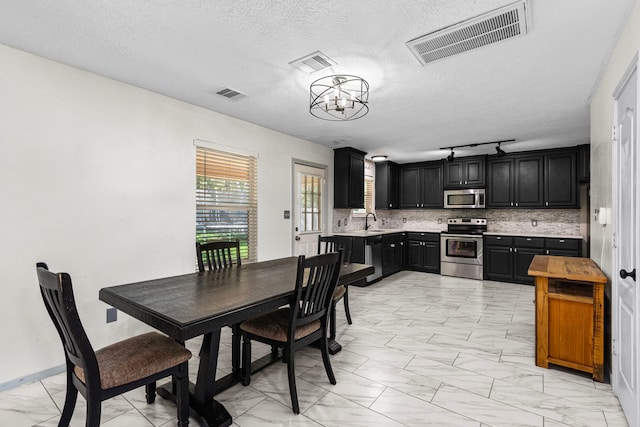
496;143;506;157
446;149;455;162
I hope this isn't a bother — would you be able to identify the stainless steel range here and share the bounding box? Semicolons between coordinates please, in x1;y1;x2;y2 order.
440;218;487;280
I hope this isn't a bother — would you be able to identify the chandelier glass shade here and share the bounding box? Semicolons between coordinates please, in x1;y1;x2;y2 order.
309;75;369;121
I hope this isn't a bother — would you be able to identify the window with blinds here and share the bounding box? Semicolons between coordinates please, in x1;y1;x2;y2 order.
196;146;257;262
352;160;375;216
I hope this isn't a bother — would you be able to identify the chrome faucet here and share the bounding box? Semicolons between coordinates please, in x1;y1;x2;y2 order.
365;212;377;230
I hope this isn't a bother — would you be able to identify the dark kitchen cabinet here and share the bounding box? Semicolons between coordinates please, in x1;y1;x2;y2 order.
485;235;580;285
399;161;443;208
406;232;440;273
577;144;590;183
382;233;405;276
375;161;399;209
487;149;576;208
484;236;515;282
487;154;543;208
544;237;581;257
544;150;577;208
334;147;366;209
444;156;485;189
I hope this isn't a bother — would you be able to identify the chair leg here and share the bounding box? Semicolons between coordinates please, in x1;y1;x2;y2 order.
59;368;78;427
145;382;156;404
231;324;241;375
286;346;300;414
343;286;352;325
241;335;252;386
175;362;190;427
85;395;101;427
329;300;337;341
320;335;336;385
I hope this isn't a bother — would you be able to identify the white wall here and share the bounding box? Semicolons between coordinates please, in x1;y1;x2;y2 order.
590;0;640;277
0;44;333;385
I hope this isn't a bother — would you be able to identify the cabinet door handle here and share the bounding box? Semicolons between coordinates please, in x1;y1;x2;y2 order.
510;202;514;207
509;248;513;252
526;238;532;241
416;204;419;207
546;249;550;254
546;202;549;206
465;181;468;185
559;239;565;243
515;203;519;207
390;244;395;248
514;248;518;253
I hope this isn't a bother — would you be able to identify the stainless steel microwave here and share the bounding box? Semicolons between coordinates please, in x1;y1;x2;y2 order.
444;188;485;209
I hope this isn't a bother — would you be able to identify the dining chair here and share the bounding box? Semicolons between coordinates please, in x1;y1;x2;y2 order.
36;262;192;427
196;239;241;271
318;235;354;341
239;251;342;414
196;239;243;374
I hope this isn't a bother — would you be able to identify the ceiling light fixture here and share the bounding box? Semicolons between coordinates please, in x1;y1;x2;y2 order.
309;75;369;121
496;142;507;157
371;155;388;161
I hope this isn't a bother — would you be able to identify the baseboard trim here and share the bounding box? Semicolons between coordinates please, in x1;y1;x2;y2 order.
0;365;65;392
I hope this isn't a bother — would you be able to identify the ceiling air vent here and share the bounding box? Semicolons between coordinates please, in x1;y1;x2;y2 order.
215;87;246;101
406;0;529;65
289;51;336;74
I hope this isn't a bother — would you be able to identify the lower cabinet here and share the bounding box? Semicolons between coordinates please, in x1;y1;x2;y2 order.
382;233;405;276
485;235;580;285
406;232;440;273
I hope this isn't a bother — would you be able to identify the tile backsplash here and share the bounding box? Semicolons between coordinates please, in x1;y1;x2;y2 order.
333;208;582;236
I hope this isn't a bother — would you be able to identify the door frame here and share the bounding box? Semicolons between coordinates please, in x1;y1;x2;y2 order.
611;50;639;426
291;159;329;256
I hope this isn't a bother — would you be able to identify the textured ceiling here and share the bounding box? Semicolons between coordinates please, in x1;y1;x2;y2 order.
0;0;635;162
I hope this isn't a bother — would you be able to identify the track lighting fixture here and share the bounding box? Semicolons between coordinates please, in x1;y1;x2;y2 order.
447;149;455;162
441;138;513;160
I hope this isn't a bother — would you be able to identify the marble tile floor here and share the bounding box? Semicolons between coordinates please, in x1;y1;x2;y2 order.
0;271;628;426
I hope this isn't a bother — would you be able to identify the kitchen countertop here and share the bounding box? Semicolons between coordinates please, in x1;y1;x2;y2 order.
483;232;583;239
333;230;583;239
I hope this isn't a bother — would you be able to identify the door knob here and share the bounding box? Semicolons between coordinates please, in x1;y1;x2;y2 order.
619;268;636;281
295;236;301;241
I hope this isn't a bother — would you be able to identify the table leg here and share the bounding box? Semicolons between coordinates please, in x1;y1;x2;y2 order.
158;330;232;427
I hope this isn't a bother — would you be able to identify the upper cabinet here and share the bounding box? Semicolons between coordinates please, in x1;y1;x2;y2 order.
544;150;577;208
444;156;485;188
334;147;366;209
487;154;543;208
399;161;443;208
577;144;590;183
487;149;577;208
375;161;399;209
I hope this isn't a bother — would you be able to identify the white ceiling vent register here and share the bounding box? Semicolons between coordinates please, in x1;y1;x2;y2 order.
406;0;529;65
215;87;246;101
289;51;337;74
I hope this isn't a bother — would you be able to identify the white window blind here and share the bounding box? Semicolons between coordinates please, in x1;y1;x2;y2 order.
196;146;257;262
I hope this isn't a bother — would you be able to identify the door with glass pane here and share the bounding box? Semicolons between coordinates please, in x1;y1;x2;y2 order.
293;163;326;256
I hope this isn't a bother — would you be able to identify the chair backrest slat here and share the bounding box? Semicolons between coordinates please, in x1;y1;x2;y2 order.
318;236;352;264
196;240;242;272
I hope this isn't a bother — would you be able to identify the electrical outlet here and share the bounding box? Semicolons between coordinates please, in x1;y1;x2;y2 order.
344;218;348;226
438;218;442;224
106;307;117;323
531;219;537;227
337;219;341;227
402;218;407;223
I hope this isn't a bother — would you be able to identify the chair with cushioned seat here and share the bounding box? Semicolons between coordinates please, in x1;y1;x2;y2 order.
240;252;342;414
318;235;354;341
36;262;192;427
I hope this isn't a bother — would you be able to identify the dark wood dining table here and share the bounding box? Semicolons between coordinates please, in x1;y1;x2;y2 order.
99;256;373;427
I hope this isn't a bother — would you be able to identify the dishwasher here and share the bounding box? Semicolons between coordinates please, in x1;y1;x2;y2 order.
364;235;383;283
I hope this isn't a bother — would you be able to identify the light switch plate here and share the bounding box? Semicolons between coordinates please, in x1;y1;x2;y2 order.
531;219;537;227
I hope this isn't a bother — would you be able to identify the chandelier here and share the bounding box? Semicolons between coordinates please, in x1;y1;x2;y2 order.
309;75;369;121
